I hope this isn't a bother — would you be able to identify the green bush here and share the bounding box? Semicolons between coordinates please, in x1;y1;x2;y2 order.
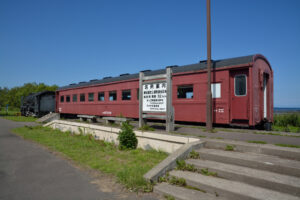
118;122;138;150
273;113;300;127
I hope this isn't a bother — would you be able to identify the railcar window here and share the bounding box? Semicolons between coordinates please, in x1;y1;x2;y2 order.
60;95;64;102
88;93;94;101
73;94;77;102
235;75;247;96
66;95;70;102
109;91;117;101
80;93;85;102
177;85;193;99
122;90;131;100
98;92;105;101
137;89;139;100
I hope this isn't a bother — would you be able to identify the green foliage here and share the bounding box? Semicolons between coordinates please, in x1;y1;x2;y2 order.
138;125;155;132
176;160;197;172
169;176;186;186
13;126;167;192
0;83;58;108
189;150;200;159
164;195;175;200
2;116;36;122
200;168;218;177
247;140;267;144
273;113;300;128
118;122;138;150
275;144;300;148
225;145;235;151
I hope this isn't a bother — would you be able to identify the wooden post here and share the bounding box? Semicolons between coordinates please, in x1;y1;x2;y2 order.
139;72;145;128
166;67;174;132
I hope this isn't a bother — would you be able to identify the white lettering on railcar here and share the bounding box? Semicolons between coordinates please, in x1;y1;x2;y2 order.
102;111;112;115
214;108;224;113
143;82;167;112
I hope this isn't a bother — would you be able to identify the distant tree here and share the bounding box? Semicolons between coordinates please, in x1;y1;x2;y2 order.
0;83;58;109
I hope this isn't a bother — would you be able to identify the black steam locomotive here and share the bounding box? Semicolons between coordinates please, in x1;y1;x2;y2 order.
21;91;55;117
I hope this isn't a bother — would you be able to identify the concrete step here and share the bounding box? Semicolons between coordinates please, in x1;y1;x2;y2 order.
169;170;299;200
196;148;300;177
154;182;228;200
202;139;300;161
37;113;60;123
186;159;300;196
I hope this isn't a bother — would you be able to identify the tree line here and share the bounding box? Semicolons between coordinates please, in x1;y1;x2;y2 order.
0;83;58;109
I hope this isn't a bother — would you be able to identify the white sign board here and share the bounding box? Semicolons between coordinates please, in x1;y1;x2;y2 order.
211;83;221;98
143;82;167;112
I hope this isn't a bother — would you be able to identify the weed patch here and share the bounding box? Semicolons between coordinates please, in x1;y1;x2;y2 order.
247;140;267;144
164;195;175;200
200;168;218;177
189;150;200;159
138;125;155;132
274;144;300;148
169;176;186;186
176;160;197;172
225;145;235;151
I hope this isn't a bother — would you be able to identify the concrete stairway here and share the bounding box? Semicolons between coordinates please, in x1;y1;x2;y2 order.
36;112;60;123
154;139;300;200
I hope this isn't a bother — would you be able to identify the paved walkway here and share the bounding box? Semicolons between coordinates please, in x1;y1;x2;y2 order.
0;118;159;200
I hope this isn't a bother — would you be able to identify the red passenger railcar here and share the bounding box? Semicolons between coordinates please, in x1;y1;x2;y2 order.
56;54;273;128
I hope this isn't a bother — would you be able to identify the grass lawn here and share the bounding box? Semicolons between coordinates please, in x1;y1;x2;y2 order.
12;126;168;192
0;108;36;122
272;125;300;133
2;115;36;122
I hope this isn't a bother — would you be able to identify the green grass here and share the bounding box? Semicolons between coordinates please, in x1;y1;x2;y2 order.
253;131;300;138
274;144;300;148
189;150;200;159
272;125;300;133
225;145;235;151
138;125;155;132
247;140;267;144
0;107;20;116
0;107;36;122
2;115;36;122
12;126;168;192
273;113;300;133
200;168;218;177
164;195;175;200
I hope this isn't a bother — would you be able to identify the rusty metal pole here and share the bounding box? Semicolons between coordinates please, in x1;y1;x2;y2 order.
206;0;213;131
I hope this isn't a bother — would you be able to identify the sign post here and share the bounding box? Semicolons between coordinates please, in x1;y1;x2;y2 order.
139;67;174;132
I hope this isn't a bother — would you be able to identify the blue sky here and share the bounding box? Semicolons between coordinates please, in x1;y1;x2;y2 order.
0;0;299;107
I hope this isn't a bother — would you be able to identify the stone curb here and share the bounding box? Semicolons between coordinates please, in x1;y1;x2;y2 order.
143;140;205;182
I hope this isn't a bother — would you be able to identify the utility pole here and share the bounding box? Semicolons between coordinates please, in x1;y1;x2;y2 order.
206;0;213;131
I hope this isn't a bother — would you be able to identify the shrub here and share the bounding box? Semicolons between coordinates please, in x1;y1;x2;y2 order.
273;113;300;127
118;121;138;150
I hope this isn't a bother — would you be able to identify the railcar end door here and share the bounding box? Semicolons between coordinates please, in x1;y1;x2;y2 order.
230;70;249;121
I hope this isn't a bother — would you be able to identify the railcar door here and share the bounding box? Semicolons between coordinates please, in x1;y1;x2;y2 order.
230;70;249;122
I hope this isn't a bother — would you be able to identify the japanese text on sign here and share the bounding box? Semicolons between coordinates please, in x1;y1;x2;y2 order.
143;82;167;112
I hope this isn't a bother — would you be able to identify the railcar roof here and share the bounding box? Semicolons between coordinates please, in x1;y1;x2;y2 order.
58;54;255;91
